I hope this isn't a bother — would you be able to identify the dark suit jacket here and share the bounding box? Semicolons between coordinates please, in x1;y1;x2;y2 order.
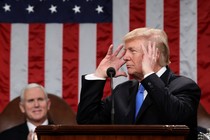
0;122;29;140
77;67;201;140
0;120;53;140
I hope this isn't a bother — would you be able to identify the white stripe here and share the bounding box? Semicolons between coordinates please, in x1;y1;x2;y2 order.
113;0;129;87
146;0;163;29
180;0;197;82
10;24;28;100
79;24;97;98
45;24;63;97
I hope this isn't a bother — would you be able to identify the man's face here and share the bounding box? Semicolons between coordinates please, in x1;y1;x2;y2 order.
123;39;144;79
19;87;50;125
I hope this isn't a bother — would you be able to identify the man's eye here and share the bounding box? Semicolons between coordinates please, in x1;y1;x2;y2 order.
27;99;34;103
131;49;137;53
38;98;45;101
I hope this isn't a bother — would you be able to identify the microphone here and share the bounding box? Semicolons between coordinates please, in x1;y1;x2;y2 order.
106;67;116;78
106;67;116;124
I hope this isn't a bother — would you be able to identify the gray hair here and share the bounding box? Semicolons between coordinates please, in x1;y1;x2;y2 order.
20;83;48;102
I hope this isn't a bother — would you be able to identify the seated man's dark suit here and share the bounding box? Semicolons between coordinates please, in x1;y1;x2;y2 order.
77;67;201;140
0;120;53;140
0;122;29;140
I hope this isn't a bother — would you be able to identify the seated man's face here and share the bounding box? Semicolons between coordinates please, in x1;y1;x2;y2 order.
19;87;51;125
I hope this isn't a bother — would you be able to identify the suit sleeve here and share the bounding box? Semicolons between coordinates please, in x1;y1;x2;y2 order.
76;75;112;124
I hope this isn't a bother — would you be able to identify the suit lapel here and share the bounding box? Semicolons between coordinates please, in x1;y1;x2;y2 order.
124;80;139;123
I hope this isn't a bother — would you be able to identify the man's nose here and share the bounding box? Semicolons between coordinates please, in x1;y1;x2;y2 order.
123;52;130;61
34;100;39;106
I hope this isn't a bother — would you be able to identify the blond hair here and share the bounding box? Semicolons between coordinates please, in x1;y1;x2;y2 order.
123;27;170;66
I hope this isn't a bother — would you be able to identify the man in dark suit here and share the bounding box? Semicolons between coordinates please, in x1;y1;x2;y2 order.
0;83;52;140
76;27;201;140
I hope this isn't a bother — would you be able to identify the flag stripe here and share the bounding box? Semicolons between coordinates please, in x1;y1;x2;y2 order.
164;0;180;74
63;24;79;112
146;0;163;29
197;0;210;113
10;24;28;100
180;0;197;81
129;0;146;30
45;24;63;96
28;24;45;85
0;24;11;112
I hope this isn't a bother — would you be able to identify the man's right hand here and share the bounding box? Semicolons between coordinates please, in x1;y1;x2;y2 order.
94;44;127;78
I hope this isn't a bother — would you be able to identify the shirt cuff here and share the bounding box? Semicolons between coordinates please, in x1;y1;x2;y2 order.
85;74;106;80
144;72;155;78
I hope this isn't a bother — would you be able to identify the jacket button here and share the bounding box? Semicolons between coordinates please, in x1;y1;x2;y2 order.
148;82;153;88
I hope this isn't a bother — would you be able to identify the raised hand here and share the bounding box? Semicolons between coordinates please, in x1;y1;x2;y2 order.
141;41;159;76
94;44;127;78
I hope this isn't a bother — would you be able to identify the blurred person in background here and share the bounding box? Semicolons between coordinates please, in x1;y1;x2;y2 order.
0;83;52;140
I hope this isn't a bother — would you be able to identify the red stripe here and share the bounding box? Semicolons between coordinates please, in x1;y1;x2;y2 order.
164;0;180;74
129;0;146;30
197;0;210;113
97;23;113;98
62;24;79;112
0;24;11;112
28;24;45;86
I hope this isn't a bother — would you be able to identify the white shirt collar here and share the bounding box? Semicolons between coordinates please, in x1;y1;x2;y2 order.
27;119;49;132
156;66;167;77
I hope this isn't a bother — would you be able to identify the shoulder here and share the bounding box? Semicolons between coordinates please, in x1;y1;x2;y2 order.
169;74;201;93
170;74;199;86
165;67;199;87
0;122;28;136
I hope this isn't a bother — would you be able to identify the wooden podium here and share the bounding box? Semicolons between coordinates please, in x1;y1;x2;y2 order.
35;125;189;140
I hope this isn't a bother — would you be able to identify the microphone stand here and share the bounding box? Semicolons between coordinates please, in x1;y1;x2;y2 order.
106;67;116;124
110;73;115;124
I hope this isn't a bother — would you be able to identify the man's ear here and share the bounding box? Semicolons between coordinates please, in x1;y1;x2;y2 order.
19;102;25;113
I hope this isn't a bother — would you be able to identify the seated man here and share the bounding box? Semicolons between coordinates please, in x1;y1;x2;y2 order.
0;83;52;140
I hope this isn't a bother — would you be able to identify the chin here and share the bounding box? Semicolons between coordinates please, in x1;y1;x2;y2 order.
127;70;135;75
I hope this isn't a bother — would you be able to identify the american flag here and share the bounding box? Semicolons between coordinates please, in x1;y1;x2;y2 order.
0;0;210;114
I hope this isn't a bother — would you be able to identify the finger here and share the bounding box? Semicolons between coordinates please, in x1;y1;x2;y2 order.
154;42;159;57
113;44;124;56
27;131;33;140
33;132;38;140
152;42;156;59
106;44;114;56
141;43;147;55
155;47;159;59
118;47;126;59
148;41;152;56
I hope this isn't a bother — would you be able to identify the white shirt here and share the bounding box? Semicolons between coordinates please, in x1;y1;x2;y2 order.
27;119;48;140
27;119;49;132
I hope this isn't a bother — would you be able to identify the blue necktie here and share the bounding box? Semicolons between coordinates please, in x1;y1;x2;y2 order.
135;84;144;119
